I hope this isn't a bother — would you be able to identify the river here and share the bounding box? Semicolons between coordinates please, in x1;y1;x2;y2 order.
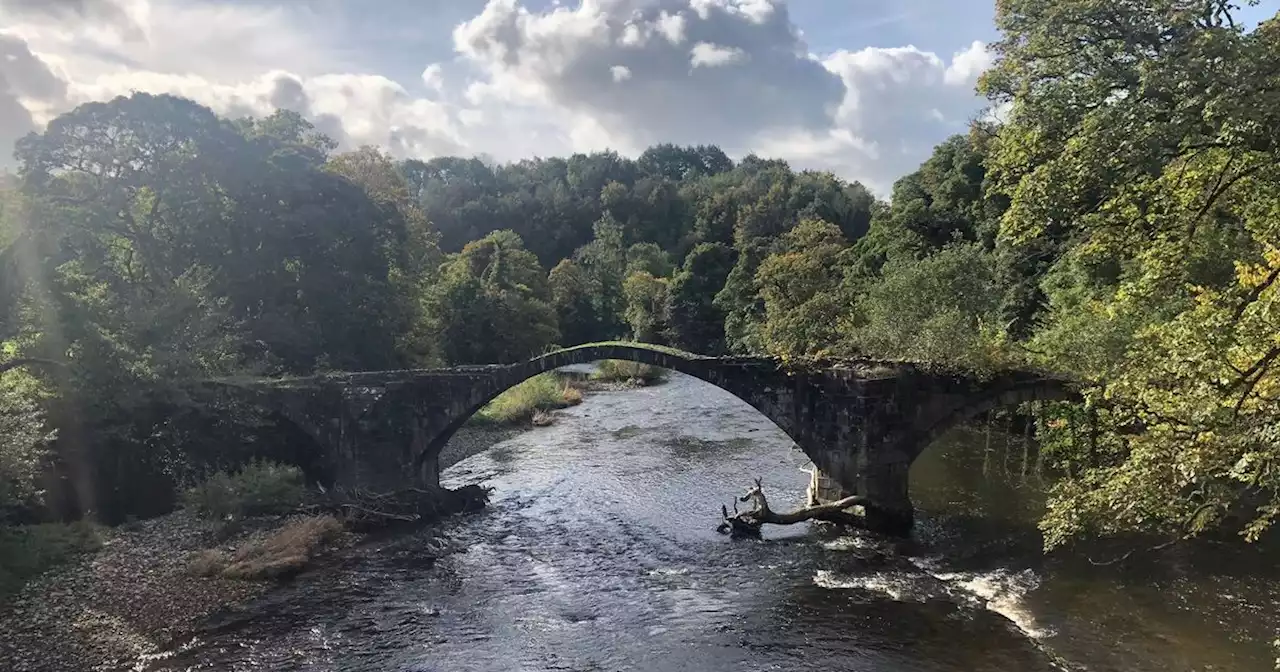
145;371;1280;671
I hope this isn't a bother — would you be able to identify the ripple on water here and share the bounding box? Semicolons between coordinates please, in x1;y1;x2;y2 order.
922;563;1054;639
812;569;943;603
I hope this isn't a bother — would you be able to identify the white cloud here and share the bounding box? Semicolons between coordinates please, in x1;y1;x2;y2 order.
421;63;445;92
690;42;746;68
2;0;464;162
0;0;995;195
771;42;991;193
943;40;993;86
655;10;686;44
454;0;843;152
0;33;67;167
689;0;775;24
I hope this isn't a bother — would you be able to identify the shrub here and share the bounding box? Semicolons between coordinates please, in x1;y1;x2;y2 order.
0;377;53;520
472;373;583;425
590;359;668;385
0;521;103;597
182;459;306;520
189;515;345;581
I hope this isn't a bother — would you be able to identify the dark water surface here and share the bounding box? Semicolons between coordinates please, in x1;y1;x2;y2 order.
146;372;1280;671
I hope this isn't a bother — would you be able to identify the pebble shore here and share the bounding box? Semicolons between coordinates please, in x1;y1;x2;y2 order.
0;424;522;672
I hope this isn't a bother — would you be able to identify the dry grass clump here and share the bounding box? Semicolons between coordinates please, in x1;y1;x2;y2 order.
560;384;584;405
188;515;345;581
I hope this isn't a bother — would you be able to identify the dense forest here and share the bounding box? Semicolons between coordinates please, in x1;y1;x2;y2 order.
0;0;1277;554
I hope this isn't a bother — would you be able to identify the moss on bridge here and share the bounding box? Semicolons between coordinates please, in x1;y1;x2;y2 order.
539;341;710;361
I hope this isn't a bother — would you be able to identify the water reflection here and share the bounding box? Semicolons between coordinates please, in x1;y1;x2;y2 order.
911;426;1280;672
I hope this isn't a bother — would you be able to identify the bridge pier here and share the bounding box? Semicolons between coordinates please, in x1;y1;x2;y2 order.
417;450;440;489
807;459;914;537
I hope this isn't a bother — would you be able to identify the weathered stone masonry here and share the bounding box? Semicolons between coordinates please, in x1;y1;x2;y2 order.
215;344;1075;535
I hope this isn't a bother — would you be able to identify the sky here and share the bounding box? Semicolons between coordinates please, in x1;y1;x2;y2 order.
0;0;1276;194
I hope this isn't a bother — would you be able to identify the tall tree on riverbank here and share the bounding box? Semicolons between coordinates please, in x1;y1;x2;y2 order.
422;230;559;364
982;0;1280;548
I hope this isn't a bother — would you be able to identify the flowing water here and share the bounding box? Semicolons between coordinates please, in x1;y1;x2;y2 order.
147;371;1280;671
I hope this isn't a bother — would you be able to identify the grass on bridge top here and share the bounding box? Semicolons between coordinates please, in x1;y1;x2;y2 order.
541;341;709;360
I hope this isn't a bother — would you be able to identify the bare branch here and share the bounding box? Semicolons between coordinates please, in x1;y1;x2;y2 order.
717;478;876;538
0;358;67;376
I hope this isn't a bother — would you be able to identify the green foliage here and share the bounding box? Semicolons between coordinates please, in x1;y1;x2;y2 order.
755;219;849;358
181;460;306;520
422;230;560;364
0;366;52;519
573;214;629;339
548;259;603;346
472;373;582;425
590;360;669;385
0;521;102;597
622;271;670;343
982;0;1280;549
625;242;674;277
853;243;1013;372
665;242;734;354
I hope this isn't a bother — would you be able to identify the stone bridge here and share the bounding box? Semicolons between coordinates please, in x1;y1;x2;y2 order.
208;343;1077;535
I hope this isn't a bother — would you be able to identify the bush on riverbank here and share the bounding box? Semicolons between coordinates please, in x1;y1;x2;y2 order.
182;460;307;520
0;521;103;597
591;360;668;385
188;514;346;581
472;373;583;425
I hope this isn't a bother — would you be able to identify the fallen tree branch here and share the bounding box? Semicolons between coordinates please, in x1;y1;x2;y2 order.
306;483;492;532
339;503;420;523
717;477;874;538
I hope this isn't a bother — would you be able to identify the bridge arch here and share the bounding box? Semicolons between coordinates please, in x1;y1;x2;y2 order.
897;378;1081;463
363;343;796;477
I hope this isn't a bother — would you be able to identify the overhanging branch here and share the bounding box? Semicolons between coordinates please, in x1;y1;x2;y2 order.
0;358;68;376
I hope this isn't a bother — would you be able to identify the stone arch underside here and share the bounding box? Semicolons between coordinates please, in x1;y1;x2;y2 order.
187;381;347;484
898;379;1080;462
390;344;801;474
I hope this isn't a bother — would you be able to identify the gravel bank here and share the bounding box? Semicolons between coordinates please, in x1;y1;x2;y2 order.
439;424;523;470
0;424;524;672
0;511;272;672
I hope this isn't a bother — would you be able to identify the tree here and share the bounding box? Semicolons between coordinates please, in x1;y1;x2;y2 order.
853;243;1008;369
423;230;559;364
625;242;674;277
715;177;795;353
637;143;733;181
755;219;850;358
622;271;669;343
327;146;442;364
573;214;629;338
666;243;735;354
981;0;1280;548
548;259;602;346
0;366;52;520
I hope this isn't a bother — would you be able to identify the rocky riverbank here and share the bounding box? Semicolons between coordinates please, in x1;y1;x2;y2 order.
0;424;523;672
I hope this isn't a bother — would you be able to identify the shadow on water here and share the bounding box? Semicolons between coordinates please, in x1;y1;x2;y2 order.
909;425;1280;672
142;372;1278;672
